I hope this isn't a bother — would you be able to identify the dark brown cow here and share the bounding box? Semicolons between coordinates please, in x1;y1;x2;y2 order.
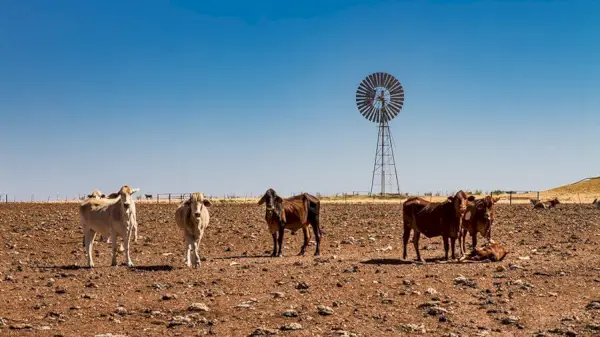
258;189;321;257
460;242;508;262
533;197;560;209
402;190;469;262
459;195;500;256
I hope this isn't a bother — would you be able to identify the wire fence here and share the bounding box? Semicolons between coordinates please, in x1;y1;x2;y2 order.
0;190;552;205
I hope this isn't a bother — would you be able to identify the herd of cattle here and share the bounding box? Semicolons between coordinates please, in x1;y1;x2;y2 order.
78;185;600;268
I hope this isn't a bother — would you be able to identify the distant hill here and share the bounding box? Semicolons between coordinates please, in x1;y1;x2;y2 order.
544;176;600;194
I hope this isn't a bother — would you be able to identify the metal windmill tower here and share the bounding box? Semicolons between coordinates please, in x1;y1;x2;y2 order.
355;72;405;196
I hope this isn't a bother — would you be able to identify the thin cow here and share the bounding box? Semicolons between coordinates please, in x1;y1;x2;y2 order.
459;195;500;256
175;193;212;268
258;189;322;257
402;190;469;262
79;185;140;267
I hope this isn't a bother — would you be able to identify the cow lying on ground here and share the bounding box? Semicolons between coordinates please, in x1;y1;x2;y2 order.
532;197;560;209
402;190;469;262
79;185;139;267
593;198;600;209
459;242;508;262
258;189;322;257
459;195;500;256
175;193;212;268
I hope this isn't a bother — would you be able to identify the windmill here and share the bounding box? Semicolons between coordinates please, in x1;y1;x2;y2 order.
355;72;405;196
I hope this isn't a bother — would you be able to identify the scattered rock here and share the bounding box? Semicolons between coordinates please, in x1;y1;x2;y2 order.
167;316;190;328
424;288;438;295
282;309;298;318
296;282;310;290
249;327;279;336
397;323;426;334
585;300;600;310
114;307;127;316
501;316;519;325
271;292;285;298
55;287;67;294
496;266;507;272
9;324;34;330
317;305;334;316
280;323;302;331
188;303;210;312
161;294;177;301
95;334;128;337
454;275;477;288
587;323;600;331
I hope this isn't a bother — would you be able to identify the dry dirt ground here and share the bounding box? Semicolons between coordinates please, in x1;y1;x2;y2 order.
1;202;599;337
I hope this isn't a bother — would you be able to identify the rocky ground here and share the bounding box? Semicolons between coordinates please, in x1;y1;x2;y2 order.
0;202;599;336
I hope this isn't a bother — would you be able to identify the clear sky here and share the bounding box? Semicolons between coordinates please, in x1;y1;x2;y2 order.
1;0;599;200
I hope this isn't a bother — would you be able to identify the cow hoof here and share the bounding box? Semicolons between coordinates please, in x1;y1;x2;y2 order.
314;252;321;256
126;261;134;267
297;252;306;256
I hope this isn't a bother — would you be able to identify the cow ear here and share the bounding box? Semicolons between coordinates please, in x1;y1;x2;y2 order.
447;196;454;201
467;196;476;201
203;199;212;207
258;193;267;205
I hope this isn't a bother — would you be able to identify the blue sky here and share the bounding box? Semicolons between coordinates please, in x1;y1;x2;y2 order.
1;0;599;200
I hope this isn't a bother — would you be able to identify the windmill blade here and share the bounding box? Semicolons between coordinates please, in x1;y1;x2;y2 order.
356;72;404;123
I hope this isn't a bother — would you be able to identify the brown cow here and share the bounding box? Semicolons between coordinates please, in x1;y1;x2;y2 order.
258;189;322;257
402;190;469;262
459;195;500;256
592;198;599;209
533;197;560;209
459;242;508;262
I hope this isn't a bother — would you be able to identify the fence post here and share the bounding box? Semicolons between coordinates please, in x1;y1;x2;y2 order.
157;194;160;203
537;191;540;200
509;192;512;205
168;193;171;203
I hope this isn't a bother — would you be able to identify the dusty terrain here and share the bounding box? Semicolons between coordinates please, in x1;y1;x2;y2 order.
1;202;599;337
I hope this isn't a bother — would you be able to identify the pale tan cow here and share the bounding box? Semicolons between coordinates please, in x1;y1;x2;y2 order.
175;193;212;268
79;185;140;267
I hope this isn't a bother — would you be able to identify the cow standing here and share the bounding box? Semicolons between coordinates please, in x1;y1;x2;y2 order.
402;190;469;262
459;195;500;256
258;189;321;257
79;185;140;267
175;193;212;268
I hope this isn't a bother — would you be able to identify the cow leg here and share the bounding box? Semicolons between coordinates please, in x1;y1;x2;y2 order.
276;221;285;257
110;230;119;267
298;227;309;256
413;231;424;262
460;230;467;257
123;225;134;267
443;235;450;260
450;237;457;260
471;231;478;253
184;235;193;267
402;225;411;260
312;222;321;256
84;229;96;268
192;240;200;268
270;232;278;257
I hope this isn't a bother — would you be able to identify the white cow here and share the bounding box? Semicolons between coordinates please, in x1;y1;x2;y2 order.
175;193;212;268
87;189;106;199
80;185;140;267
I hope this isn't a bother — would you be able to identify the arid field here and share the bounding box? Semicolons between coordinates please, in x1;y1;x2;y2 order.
1;200;599;337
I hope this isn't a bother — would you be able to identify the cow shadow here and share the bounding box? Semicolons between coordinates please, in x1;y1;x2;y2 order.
36;264;91;271
212;254;272;260
361;257;463;265
129;265;174;272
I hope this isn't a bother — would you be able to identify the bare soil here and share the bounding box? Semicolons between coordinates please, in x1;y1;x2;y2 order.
1;202;599;337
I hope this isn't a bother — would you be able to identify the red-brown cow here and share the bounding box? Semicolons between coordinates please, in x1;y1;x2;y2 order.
258;189;322;257
459;242;508;262
459;195;500;256
402;190;469;262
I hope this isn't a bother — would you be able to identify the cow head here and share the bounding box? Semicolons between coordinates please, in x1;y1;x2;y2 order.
258;188;284;220
113;185;139;212
448;190;468;216
87;190;106;199
186;193;212;220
